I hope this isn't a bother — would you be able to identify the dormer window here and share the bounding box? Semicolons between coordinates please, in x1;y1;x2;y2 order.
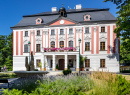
36;18;43;24
84;15;91;21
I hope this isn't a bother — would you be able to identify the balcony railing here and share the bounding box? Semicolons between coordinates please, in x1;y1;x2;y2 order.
44;47;77;52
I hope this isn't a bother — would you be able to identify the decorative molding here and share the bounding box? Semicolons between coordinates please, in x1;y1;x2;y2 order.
100;37;107;41
43;31;48;35
31;31;34;36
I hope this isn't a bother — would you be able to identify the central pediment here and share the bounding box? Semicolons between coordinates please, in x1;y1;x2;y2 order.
49;17;77;26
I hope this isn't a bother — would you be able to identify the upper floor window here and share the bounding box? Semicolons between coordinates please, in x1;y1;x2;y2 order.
60;29;64;35
85;42;90;51
36;44;41;52
37;30;40;36
100;42;105;51
101;27;105;32
25;31;28;36
51;29;55;35
69;41;73;47
100;59;105;68
51;41;55;48
85;27;89;33
59;41;64;48
85;59;90;67
69;28;73;34
36;59;41;67
24;44;28;52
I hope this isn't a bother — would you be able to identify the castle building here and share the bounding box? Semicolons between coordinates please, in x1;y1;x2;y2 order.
11;4;120;72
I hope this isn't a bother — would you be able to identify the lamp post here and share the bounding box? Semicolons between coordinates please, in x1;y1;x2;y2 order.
78;38;81;75
28;41;31;66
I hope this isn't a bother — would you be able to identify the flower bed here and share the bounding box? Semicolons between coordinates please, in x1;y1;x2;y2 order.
44;47;76;52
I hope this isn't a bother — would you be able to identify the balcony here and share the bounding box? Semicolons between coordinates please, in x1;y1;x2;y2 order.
44;47;78;52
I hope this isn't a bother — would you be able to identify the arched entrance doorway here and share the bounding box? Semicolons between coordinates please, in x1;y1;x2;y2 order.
59;59;65;70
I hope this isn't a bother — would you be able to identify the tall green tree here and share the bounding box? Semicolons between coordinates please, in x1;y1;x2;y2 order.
104;0;130;65
0;33;13;71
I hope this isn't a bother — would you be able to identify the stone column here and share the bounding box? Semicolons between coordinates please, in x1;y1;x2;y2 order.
53;55;56;71
42;54;45;71
65;54;67;70
76;54;79;71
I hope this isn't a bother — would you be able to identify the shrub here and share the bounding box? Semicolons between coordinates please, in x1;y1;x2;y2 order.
117;75;130;95
34;69;38;71
120;70;130;73
63;69;72;75
56;64;58;69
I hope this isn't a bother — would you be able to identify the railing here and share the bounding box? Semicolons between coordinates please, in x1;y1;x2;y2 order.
44;47;77;52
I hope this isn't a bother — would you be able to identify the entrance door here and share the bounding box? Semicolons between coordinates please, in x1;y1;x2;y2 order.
59;59;65;70
50;60;53;68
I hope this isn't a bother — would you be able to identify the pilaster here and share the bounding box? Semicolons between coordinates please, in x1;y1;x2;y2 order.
53;55;56;71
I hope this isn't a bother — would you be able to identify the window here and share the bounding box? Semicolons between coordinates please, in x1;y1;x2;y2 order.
100;42;105;51
69;28;73;34
101;27;105;32
85;42;90;51
69;41;73;47
60;29;64;35
36;59;41;67
59;41;64;48
69;59;73;67
25;31;28;36
37;30;40;36
51;41;55;48
85;27;89;33
36;44;41;52
51;29;55;35
24;44;28;52
85;59;90;67
84;15;91;21
100;59;105;68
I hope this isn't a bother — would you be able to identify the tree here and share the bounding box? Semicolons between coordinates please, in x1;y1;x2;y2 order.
104;0;130;65
0;33;13;71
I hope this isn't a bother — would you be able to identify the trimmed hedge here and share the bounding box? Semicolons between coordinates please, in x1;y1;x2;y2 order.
63;69;72;75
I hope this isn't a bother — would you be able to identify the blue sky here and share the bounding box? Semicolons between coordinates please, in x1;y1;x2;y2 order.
0;0;118;36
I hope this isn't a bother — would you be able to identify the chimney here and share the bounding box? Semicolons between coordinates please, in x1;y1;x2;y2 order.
76;4;82;9
51;7;57;12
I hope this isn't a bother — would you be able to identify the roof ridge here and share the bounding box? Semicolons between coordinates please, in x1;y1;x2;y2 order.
23;8;109;17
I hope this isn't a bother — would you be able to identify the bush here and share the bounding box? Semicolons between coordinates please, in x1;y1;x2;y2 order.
117;75;130;95
56;64;58;69
34;69;38;71
120;70;130;73
63;69;72;75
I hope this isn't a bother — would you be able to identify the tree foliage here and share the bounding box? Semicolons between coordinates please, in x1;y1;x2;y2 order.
0;32;13;71
104;0;130;65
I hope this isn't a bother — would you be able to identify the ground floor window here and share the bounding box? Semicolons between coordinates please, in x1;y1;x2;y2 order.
85;59;90;67
36;59;41;67
100;59;105;68
24;44;28;52
68;59;73;67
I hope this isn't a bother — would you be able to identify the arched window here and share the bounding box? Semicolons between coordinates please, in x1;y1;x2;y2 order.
59;41;64;48
69;41;73;47
51;41;55;48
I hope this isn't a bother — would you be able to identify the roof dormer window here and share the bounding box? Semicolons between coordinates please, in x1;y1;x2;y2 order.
36;18;43;24
84;15;91;21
